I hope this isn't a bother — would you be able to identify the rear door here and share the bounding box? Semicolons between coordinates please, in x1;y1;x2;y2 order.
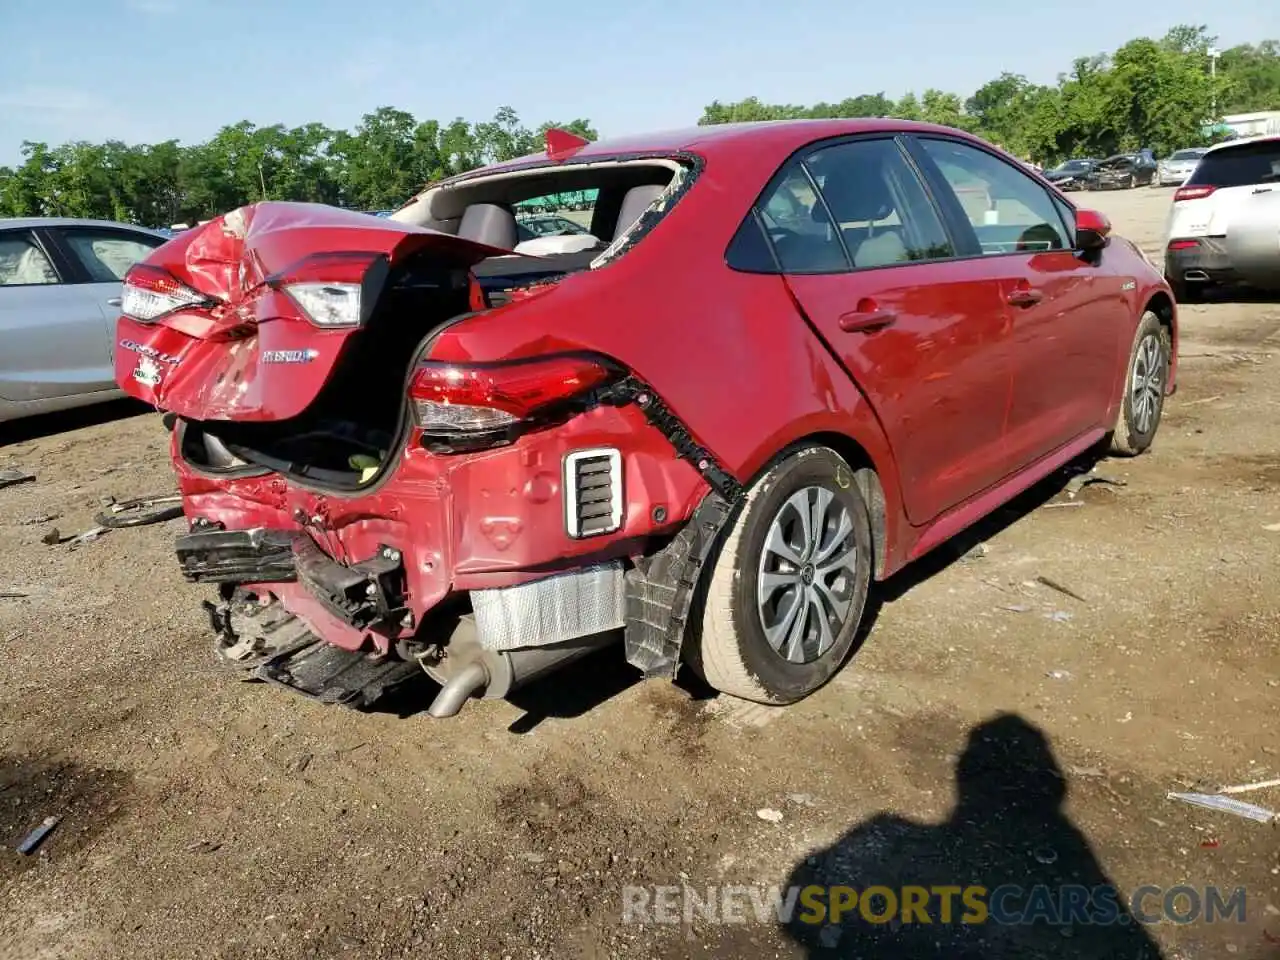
49;225;168;341
0;227;118;402
752;135;1014;525
910;136;1123;465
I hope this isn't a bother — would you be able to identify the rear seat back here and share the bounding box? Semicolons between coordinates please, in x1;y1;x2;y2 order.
613;185;666;240
457;203;517;249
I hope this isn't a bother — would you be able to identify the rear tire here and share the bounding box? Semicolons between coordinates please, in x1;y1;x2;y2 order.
687;445;872;704
1109;311;1171;457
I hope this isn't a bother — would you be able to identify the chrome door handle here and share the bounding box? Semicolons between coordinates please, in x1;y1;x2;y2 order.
106;297;122;307
838;310;897;333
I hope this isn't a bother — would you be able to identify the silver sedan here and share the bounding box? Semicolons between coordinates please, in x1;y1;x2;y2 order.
1155;148;1208;187
0;218;168;422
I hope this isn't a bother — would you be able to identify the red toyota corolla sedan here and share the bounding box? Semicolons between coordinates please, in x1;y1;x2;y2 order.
113;120;1177;717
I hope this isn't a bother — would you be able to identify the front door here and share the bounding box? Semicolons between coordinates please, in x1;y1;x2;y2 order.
911;137;1123;468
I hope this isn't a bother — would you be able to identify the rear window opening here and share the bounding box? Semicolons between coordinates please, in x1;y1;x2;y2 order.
179;157;693;491
392;158;687;303
1187;140;1280;188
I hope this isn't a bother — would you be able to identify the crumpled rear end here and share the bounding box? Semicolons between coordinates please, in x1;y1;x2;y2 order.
114;202;506;422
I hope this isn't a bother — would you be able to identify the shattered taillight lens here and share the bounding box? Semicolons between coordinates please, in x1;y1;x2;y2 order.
121;263;215;322
271;251;389;329
409;355;618;435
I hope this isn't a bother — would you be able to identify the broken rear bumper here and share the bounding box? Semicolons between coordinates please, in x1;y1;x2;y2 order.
173;378;748;704
176;527;297;583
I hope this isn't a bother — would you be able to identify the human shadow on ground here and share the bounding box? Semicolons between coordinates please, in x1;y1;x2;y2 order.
780;713;1165;959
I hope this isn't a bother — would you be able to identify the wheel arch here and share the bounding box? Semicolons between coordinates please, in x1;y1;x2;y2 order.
744;430;893;581
1142;289;1178;394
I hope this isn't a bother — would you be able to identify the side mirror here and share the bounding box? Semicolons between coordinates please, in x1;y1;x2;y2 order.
1075;208;1111;251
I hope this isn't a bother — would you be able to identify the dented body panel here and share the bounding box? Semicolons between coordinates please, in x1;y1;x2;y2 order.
172;399;708;652
116;203;509;421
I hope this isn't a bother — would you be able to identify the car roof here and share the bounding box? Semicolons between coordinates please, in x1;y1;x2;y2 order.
0;217;169;236
1203;134;1280;156
459;119;994;177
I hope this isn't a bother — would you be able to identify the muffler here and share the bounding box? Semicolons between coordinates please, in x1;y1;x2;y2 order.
421;617;619;718
1183;269;1209;281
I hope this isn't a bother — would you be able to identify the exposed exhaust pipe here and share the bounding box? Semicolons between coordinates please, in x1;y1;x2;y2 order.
427;661;488;718
1183;269;1209;281
422;618;619;718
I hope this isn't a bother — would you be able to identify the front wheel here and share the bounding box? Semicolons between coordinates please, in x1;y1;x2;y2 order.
1109;311;1171;456
686;445;873;704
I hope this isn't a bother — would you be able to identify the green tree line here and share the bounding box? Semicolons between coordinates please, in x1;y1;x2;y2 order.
1;25;1276;227
701;27;1279;162
0;107;596;227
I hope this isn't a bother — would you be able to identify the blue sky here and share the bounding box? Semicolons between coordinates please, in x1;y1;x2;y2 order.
0;0;1268;165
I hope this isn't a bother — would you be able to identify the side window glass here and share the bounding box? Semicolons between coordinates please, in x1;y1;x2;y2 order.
920;139;1070;254
804;139;954;267
0;234;60;286
755;165;849;273
725;210;778;272
62;231;162;282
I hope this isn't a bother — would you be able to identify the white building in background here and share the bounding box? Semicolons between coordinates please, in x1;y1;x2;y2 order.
1221;111;1280;138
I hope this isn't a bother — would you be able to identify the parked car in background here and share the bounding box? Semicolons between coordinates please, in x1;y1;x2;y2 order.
1155;148;1208;187
113;119;1176;718
510;212;600;254
1;218;169;422
1089;152;1158;189
1164;134;1280;301
1043;158;1099;191
516;213;591;239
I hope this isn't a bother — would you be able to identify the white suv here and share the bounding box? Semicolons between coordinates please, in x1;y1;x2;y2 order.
1163;136;1280;301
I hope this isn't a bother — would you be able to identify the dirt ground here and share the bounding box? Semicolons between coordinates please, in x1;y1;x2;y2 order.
1;186;1278;960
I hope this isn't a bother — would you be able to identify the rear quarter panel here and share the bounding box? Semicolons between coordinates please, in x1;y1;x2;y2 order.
428;154;912;572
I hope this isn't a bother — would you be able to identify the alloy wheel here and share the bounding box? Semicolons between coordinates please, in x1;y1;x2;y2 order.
756;486;858;664
1131;333;1165;435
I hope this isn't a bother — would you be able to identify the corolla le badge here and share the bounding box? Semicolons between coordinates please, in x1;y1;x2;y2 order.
261;348;319;364
119;339;180;365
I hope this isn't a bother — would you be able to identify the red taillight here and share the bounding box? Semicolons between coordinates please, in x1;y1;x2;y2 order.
1168;239;1201;250
121;263;214;322
271;251;385;285
409;355;617;435
1173;185;1215;202
269;252;387;329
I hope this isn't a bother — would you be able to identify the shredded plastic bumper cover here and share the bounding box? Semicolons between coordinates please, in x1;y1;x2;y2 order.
176;527;297;584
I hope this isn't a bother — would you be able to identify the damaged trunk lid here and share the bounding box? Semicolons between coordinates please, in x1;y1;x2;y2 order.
114;202;506;422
